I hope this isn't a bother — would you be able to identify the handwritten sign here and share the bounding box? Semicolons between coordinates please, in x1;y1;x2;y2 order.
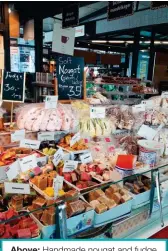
161;92;168;98
5;160;20;181
53;175;64;197
70;132;80;147
132;104;145;113
20;139;41;150
90;107;105;119
4;182;30;194
137;124;157;140
18;154;37;173
62;4;79;28
63;160;78;172
53;148;64;167
108;1;134;21
38;131;55;141
45;95;58;109
80;152;93;164
1;71;25;102
11;129;25;142
56;55;84;101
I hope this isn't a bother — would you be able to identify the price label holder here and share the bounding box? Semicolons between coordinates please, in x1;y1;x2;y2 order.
38;131;55;141
141;100;154;108
53;175;64;198
18;154;37;173
45;95;58;109
90;107;105;119
132;104;145;113
63;160;78;172
70;132;80;147
161;92;168;98
137;124;157;140
80;152;93;164
53;148;64;167
11;129;25;142
20;139;41;150
4;182;30;194
5;160;20;181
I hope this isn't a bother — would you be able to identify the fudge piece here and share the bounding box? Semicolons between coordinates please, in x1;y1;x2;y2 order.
47;175;54;187
80;172;91;181
121;194;132;203
111;192;121;204
105;188;113;199
90;200;100;209
94;189;105;198
105;199;116;209
38;175;48;190
11;195;23;211
17;228;31;238
120;188;128;196
67;200;85;217
95;203;108;214
32;197;46;209
109;184;119;193
71;172;78;182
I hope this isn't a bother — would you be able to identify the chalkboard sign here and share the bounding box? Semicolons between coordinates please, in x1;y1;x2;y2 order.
151;1;168;10
1;71;25;102
108;1;134;21
62;4;79;28
56;55;85;101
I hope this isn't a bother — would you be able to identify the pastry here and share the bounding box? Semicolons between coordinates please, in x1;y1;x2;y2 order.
110;192;121;204
95;203;108;214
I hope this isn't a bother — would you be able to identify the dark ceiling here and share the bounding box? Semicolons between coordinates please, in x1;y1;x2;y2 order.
14;1;97;24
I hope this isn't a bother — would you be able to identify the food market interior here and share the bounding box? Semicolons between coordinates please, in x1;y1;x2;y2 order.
1;1;168;240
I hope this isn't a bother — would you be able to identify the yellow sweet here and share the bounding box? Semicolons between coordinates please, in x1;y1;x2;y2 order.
44;187;54;197
58;189;65;196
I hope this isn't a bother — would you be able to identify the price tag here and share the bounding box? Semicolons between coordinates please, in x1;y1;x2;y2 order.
80;152;93;164
45;95;58;109
90;107;105;119
161;92;168;98
137;124;157;140
4;182;30;194
38;132;55;141
63;160;78;172
70;132;81;147
53;148;64;167
20;139;41;149
5;160;20;181
18;154;37;173
11;129;25;142
141;100;154;108
53;175;64;198
132;104;145;113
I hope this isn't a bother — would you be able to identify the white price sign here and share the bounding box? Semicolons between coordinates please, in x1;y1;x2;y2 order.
137;124;157;140
53;148;64;166
5;160;20;181
45;95;58;109
38;131;55;141
141;100;154;108
18;154;37;172
161;92;168;98
53;175;64;197
63;160;78;172
4;182;30;194
132;104;145;113
80;152;93;164
20;139;41;150
90;107;105;119
70;132;81;147
11;130;25;142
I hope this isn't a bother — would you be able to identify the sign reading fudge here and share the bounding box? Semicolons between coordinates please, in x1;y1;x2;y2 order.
151;1;168;10
1;70;25;102
56;55;85;101
62;4;79;28
108;1;134;21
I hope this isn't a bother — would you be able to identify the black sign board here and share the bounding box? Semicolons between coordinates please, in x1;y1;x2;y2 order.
62;4;79;28
108;1;134;21
56;55;85;101
151;1;168;10
1;71;25;102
